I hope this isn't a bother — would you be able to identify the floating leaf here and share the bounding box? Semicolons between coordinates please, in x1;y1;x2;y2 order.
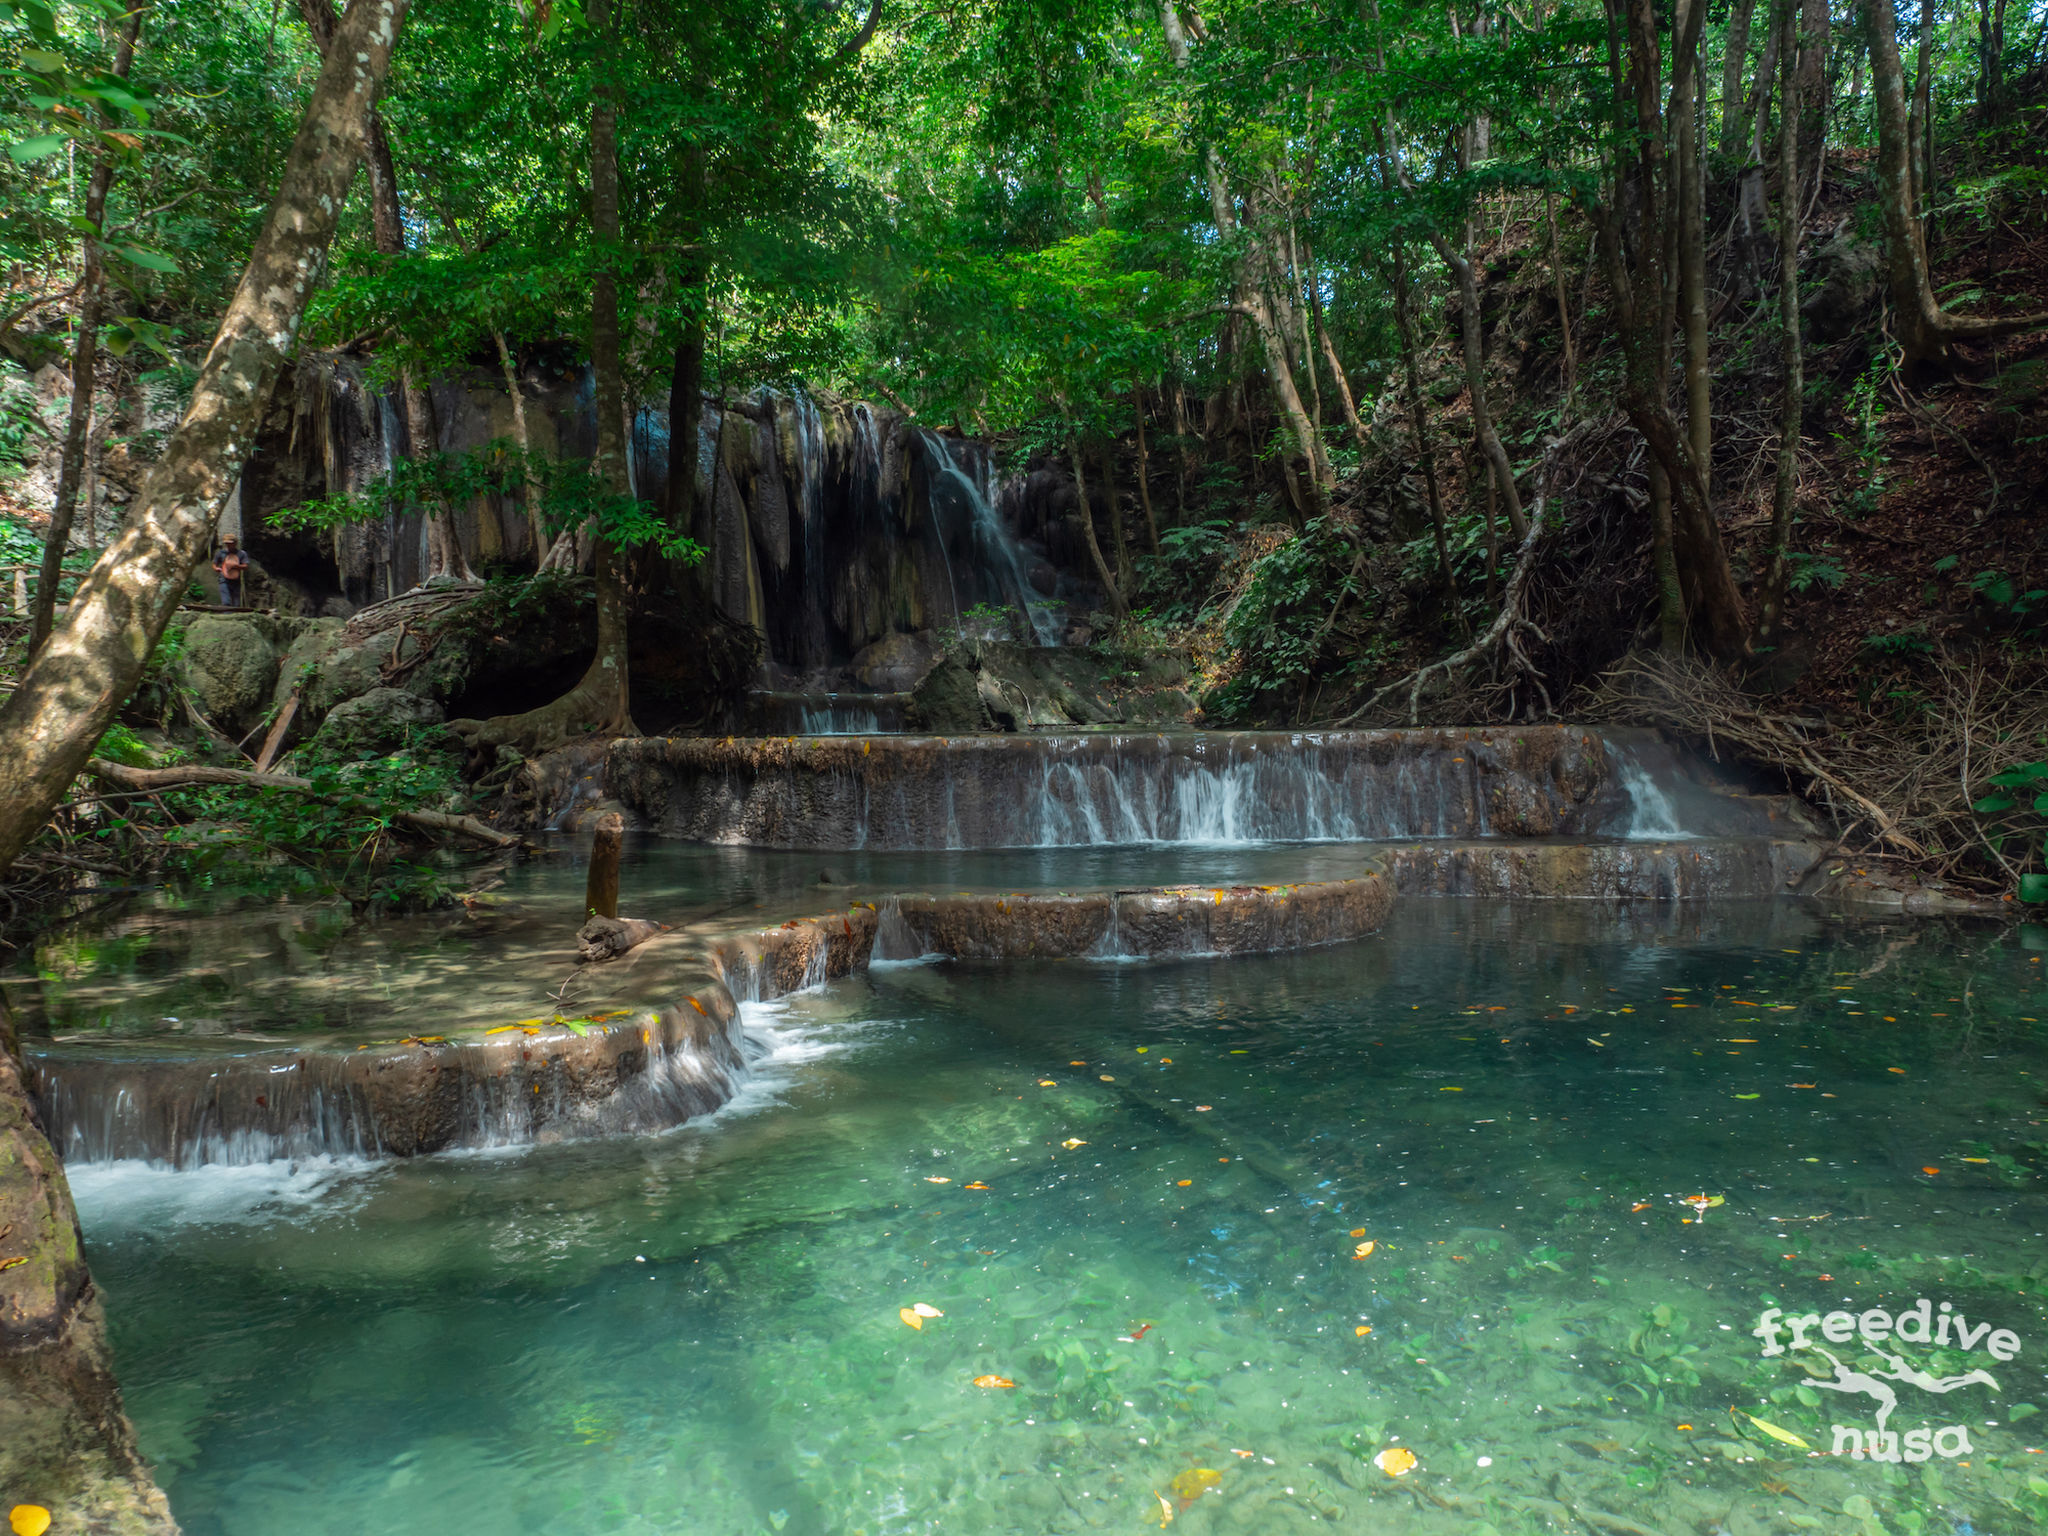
1740;1412;1810;1450
1356;1325;1372;1335
1353;1241;1376;1259
926;1176;951;1183
9;1510;52;1536
1061;1138;1086;1149
912;1302;943;1317
972;1374;1015;1388
1037;1079;1056;1087
899;1308;923;1330
964;1182;989;1190
1100;1074;1116;1082
1921;1166;1940;1175
1169;1468;1222;1505
1374;1447;1419;1477
1734;1093;1760;1099
1177;1178;1192;1186
1154;1492;1175;1526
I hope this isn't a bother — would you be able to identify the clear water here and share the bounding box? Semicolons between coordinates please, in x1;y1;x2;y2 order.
10;839;1391;1042
71;903;2048;1535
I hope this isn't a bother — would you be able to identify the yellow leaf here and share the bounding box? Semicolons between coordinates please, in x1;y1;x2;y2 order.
972;1374;1015;1388
926;1176;951;1183
899;1308;923;1330
964;1181;989;1190
1352;1241;1376;1259
9;1511;50;1536
1100;1074;1116;1082
1061;1138;1087;1149
1374;1447;1419;1477
1169;1468;1223;1504
1356;1325;1372;1335
1741;1412;1810;1450
1038;1079;1057;1087
1154;1492;1175;1526
912;1302;943;1317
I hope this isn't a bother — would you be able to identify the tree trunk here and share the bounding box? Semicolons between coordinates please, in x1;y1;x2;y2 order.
2;1003;178;1533
1598;0;1750;660
494;330;550;566
1158;0;1330;513
1306;240;1373;476
585;810;622;919
1429;232;1527;540
1389;244;1459;604
1864;0;2048;366
1676;51;1712;493
1719;0;1760;156
0;0;409;876
1795;0;1830;191
1132;383;1159;553
1069;437;1127;622
1908;0;1934;242
302;0;469;582
1099;443;1132;594
29;7;143;657
449;0;638;756
1541;189;1578;413
1756;0;1805;644
1745;7;1781;163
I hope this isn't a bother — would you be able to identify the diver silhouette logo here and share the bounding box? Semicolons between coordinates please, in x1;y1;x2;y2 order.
1751;1299;2018;1463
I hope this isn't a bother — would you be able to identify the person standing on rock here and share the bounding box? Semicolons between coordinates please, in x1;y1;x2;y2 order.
212;535;248;608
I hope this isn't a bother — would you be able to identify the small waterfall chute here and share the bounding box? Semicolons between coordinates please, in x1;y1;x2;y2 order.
921;432;1063;645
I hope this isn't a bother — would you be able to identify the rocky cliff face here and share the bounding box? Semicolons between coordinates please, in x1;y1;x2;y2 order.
236;361;1101;681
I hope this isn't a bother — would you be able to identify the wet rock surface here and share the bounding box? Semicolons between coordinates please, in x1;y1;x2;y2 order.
607;726;1626;849
28;875;1391;1170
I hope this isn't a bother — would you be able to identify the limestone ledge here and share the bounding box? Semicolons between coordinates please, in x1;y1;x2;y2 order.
33;875;1392;1167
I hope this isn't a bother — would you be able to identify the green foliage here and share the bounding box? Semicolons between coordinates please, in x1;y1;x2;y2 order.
271;438;704;566
1968;758;2048;903
1786;551;1846;594
1208;519;1364;719
154;748;468;912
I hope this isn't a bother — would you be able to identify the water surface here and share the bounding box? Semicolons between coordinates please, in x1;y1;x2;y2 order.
74;903;2048;1534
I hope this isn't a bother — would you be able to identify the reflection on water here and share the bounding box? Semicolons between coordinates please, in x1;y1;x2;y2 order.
74;903;2048;1536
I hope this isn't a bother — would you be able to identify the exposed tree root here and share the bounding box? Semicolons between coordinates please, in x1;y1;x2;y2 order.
1335;438;1560;726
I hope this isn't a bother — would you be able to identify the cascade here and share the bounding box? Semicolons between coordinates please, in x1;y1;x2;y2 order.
920;431;1064;645
606;726;1806;851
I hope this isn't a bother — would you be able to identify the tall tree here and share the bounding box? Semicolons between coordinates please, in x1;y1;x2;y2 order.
1863;0;2046;367
0;0;412;875
27;4;145;656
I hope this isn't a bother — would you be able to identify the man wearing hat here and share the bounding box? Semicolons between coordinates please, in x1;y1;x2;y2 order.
212;535;249;608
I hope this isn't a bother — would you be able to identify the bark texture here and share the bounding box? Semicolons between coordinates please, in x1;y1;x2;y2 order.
1863;0;2046;367
29;8;143;656
2;996;179;1530
0;0;410;876
1756;0;1805;643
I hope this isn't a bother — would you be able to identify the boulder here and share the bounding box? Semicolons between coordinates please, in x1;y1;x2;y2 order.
272;617;346;708
177;613;285;736
849;630;940;692
304;635;435;718
307;686;445;758
1802;227;1884;340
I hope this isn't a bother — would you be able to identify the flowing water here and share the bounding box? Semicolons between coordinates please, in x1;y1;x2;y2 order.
68;902;2048;1536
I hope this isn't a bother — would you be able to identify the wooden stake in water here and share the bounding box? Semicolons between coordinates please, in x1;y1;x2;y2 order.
586;812;622;920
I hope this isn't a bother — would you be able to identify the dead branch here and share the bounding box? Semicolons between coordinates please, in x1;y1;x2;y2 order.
83;759;524;849
1336;436;1560;726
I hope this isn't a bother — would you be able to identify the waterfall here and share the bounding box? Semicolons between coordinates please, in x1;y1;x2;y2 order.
612;728;1807;852
1614;750;1694;841
921;432;1064;645
798;700;884;734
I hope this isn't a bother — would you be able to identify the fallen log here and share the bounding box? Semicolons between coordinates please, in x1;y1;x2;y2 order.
83;758;523;848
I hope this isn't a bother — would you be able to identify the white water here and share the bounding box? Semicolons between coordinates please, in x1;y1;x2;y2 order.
799;702;884;734
1616;753;1695;840
922;432;1064;645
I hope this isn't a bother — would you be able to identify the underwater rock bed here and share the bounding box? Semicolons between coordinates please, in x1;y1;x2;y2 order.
31;874;1391;1169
